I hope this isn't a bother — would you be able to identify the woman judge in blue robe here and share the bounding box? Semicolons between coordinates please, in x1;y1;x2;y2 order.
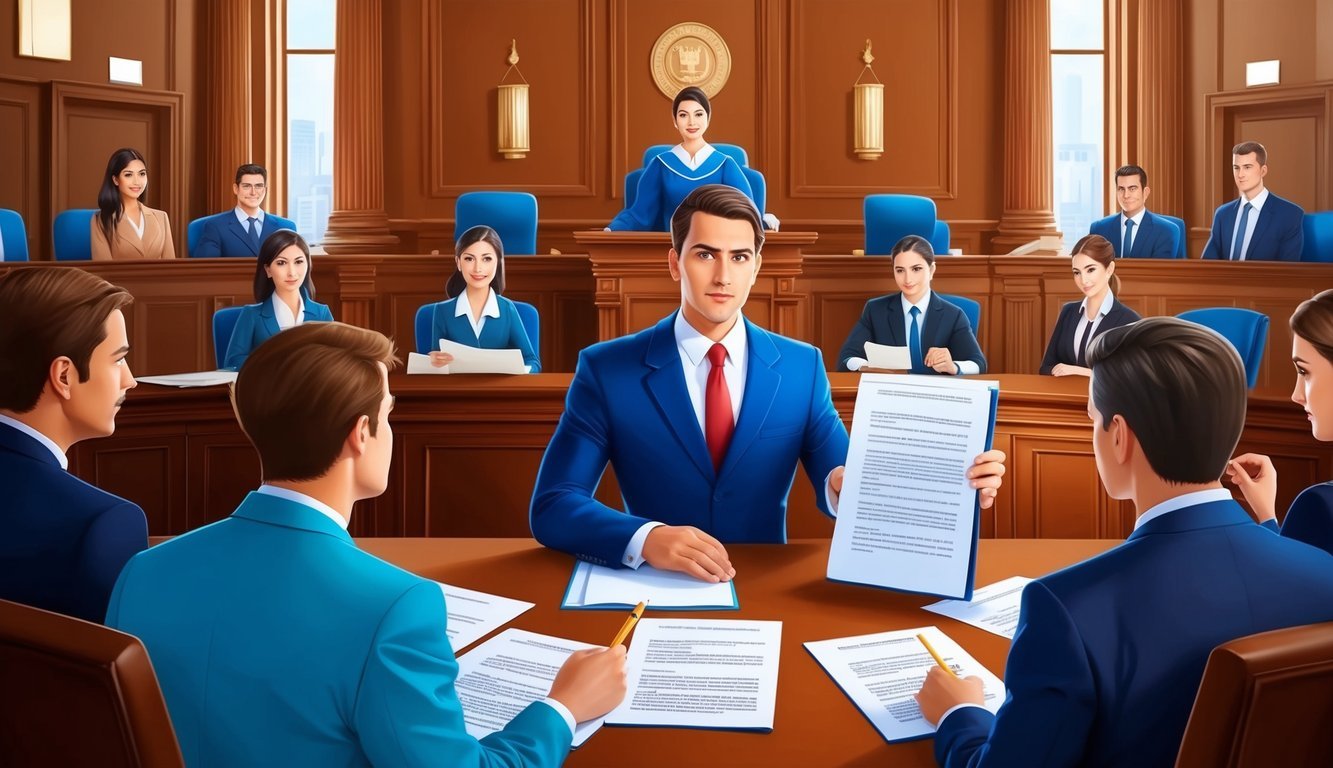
606;86;756;232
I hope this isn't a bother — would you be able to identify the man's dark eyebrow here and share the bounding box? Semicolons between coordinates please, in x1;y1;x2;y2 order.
113;345;130;356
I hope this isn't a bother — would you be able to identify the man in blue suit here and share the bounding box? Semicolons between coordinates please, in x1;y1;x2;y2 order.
1201;141;1305;261
108;322;626;767
915;317;1333;767
0;267;146;623
1088;164;1178;258
192;163;298;257
530;185;1006;580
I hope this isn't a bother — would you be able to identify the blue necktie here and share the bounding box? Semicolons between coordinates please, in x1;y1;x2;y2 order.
1122;218;1135;257
248;217;261;251
1230;203;1253;261
909;306;924;373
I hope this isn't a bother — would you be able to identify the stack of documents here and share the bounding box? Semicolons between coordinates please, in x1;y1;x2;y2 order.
561;560;738;610
405;339;527;374
135;370;238;387
827;374;999;600
921;576;1032;640
804;625;1005;743
436;582;534;651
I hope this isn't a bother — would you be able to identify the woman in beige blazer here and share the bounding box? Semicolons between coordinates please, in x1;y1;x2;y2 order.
90;148;177;260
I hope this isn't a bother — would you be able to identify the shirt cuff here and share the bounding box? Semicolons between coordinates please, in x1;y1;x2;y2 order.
937;702;987;728
623;521;666;568
540;697;578;738
846;356;869;372
825;469;839;516
956;360;980;376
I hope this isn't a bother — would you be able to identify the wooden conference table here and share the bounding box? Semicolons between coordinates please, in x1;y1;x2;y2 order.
356;536;1117;767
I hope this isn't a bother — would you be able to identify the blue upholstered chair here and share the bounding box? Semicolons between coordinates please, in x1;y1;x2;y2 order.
454;192;538;255
413;299;540;356
53;209;97;261
1157;214;1188;259
187;216;209;257
1301;212;1333;263
931;220;951;255
0;209;29;261
211;306;246;369
864;195;939;256
1177;308;1269;389
937;293;981;339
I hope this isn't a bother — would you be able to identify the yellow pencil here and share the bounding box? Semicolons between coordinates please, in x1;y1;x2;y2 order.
609;600;647;647
916;633;958;677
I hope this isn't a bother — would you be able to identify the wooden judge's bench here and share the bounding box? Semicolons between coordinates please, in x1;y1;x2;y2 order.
3;238;1329;540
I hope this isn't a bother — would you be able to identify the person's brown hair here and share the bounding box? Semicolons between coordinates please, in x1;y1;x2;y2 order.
1232;141;1267;166
1086;316;1247;484
1069;233;1122;295
0;268;133;413
670;184;764;255
231;322;399;482
1291;289;1333;364
445;225;507;299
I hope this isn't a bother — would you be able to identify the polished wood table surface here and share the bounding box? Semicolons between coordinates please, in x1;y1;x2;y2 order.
354;537;1119;767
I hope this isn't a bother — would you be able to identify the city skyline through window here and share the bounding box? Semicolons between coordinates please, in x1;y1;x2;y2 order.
1051;0;1105;245
286;0;335;245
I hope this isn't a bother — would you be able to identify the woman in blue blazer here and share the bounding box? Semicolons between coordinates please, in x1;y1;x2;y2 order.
427;225;540;372
222;229;334;370
1228;289;1333;556
838;235;985;374
1039;234;1141;376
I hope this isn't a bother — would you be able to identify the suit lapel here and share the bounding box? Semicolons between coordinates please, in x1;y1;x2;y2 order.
883;294;907;346
644;313;716;483
1248;199;1275;257
258;299;282;337
1132;213;1152;257
228;215;260;256
717;320;780;482
922;292;946;347
116;216;147;258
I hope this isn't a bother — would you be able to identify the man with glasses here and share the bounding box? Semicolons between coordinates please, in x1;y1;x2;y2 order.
194;164;297;258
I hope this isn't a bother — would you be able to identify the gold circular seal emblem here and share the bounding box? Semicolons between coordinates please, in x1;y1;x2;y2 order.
650;22;732;100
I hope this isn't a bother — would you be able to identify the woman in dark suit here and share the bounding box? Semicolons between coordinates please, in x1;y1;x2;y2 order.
223;229;334;370
426;225;540;373
1228;289;1333;556
1039;234;1140;376
838;235;985;374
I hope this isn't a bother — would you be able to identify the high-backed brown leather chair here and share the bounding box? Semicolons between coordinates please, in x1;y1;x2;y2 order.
1176;621;1333;767
0;599;183;767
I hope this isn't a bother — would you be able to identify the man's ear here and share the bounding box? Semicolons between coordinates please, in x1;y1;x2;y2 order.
1109;414;1135;466
48;357;74;401
343;414;371;459
667;249;682;282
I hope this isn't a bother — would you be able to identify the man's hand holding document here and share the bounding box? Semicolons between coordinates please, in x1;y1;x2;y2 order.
828;374;1000;600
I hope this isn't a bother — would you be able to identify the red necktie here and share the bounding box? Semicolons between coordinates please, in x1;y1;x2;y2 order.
705;342;734;471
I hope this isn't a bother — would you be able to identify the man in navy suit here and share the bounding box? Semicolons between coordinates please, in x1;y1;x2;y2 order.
530;185;1006;580
1088;165;1178;258
915;317;1333;767
0;267;147;623
193;164;298;257
1201;141;1305;261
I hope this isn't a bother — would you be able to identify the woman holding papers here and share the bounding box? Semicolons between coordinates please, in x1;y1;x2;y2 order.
427;225;541;373
1228;289;1333;556
222;229;334;370
1039;234;1140;376
837;235;985;374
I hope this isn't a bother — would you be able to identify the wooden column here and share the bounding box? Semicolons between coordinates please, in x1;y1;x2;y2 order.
993;0;1061;252
322;0;399;253
1137;0;1184;217
204;0;252;214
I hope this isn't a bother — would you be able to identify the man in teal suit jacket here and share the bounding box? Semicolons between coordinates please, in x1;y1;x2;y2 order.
531;185;1006;581
915;317;1333;767
109;322;626;767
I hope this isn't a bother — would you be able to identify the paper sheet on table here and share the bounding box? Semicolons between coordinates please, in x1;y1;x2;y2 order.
827;374;998;600
606;619;781;731
455;628;606;748
561;560;737;610
804;625;1005;743
436;582;535;651
921;576;1033;639
135;370;238;388
864;341;913;370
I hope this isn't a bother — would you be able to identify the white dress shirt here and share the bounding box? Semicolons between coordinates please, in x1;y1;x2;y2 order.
1229;187;1269;261
271;292;306;331
1120;209;1146;255
233;207;266;228
846;292;980;375
1071;290;1116;359
126;212;145;240
0;413;68;470
671;143;715;171
454;288;502;339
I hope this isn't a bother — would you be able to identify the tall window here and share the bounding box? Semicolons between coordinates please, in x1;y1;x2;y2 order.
285;0;336;245
1050;0;1105;241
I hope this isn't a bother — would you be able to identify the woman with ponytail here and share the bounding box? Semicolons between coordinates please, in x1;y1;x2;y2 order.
1039;234;1139;376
